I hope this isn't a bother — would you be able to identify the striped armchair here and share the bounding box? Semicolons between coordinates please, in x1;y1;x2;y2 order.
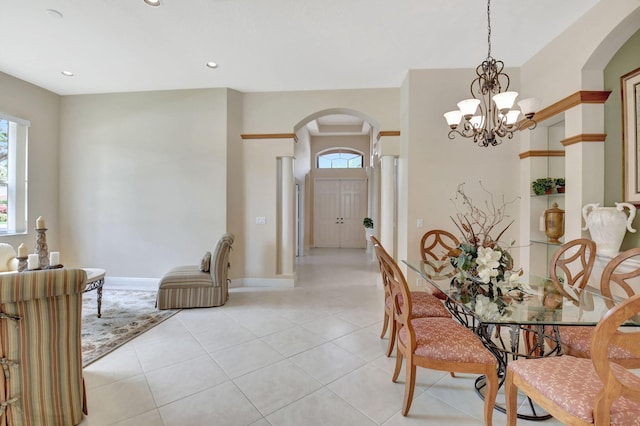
157;233;234;309
0;268;88;426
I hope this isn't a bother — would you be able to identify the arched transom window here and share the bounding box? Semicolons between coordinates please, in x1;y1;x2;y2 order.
316;148;363;169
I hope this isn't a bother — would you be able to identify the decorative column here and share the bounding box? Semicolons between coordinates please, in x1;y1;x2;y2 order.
380;155;396;256
278;156;295;276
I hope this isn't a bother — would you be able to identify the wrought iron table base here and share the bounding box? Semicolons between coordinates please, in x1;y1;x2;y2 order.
445;298;562;421
84;277;104;318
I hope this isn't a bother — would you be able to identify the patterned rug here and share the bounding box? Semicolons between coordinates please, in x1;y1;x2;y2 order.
81;288;179;367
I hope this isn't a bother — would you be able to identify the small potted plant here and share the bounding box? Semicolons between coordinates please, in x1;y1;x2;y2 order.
555;177;565;193
532;178;555;196
363;217;374;242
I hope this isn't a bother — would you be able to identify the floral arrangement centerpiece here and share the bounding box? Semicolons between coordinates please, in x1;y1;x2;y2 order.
447;182;530;319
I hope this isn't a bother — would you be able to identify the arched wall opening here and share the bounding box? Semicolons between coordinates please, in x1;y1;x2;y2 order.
292;108;381;257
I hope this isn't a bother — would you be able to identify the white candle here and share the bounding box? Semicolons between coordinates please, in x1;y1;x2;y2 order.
27;254;39;270
17;243;27;258
36;216;46;229
49;251;60;266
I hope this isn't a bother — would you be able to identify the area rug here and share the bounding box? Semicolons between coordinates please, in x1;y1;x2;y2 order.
81;288;179;367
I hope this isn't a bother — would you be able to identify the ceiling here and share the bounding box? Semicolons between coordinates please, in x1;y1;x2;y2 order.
0;0;599;135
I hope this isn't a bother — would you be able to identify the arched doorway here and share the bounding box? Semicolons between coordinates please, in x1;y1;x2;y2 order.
292;108;380;258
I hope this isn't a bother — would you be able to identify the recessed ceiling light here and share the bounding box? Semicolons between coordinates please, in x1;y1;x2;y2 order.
144;0;161;6
46;9;63;19
206;62;218;69
61;71;74;77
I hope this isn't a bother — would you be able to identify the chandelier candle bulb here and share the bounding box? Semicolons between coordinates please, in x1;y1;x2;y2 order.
36;216;45;229
50;251;60;266
492;91;518;111
27;254;38;270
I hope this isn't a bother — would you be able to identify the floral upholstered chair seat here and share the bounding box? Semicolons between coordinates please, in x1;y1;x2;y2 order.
399;317;496;364
508;356;640;424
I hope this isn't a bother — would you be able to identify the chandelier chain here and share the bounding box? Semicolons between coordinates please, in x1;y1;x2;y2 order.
487;0;491;58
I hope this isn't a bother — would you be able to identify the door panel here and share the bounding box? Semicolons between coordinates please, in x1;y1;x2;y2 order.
314;180;341;247
340;180;367;248
314;179;367;248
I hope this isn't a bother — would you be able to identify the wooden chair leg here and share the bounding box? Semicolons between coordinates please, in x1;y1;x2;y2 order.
380;311;389;338
402;362;417;416
483;367;498;426
386;318;397;357
504;368;518;426
392;346;403;382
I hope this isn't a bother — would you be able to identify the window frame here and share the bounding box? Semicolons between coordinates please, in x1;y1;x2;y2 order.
0;113;29;236
316;147;364;169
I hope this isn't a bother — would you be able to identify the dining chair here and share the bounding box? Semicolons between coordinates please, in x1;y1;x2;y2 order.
371;236;451;357
505;293;640;425
557;247;640;367
525;238;597;356
549;238;597;302
376;245;499;424
419;229;459;299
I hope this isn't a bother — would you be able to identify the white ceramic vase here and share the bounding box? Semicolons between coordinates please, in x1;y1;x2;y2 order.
582;202;637;255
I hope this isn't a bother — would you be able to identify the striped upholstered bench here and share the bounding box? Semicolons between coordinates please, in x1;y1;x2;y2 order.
0;268;88;426
156;233;234;309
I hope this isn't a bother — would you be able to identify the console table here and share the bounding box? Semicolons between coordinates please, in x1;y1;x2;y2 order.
83;268;106;318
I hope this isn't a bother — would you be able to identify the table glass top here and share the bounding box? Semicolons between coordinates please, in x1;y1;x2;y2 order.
403;259;640;326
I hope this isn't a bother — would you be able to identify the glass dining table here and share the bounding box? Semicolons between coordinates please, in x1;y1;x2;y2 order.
403;258;640;421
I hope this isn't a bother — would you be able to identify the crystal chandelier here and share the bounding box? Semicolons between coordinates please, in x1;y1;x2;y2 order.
444;0;540;147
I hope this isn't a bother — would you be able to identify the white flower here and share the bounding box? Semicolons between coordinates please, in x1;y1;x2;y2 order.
476;247;501;269
475;246;502;283
472;295;502;320
477;264;498;283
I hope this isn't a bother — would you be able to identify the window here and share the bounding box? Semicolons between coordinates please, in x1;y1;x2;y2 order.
0;114;29;235
316;148;363;169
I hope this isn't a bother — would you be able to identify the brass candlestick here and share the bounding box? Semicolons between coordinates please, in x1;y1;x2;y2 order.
35;228;50;269
545;203;565;244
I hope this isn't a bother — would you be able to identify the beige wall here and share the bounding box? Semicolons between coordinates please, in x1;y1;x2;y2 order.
520;1;640;103
59;89;229;278
226;89;244;279
0;72;61;255
242;89;399;133
240;138;294;280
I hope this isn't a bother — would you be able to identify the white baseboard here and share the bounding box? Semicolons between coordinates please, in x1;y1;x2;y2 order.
106;276;295;290
232;278;295;288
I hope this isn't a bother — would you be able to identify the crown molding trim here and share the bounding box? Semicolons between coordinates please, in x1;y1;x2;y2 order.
376;130;401;140
561;133;607;147
519;150;566;159
241;133;298;142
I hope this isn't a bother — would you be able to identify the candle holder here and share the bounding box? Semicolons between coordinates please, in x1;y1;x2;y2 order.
35;228;50;269
17;256;27;272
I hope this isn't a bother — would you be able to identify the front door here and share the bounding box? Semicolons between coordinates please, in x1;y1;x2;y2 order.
314;179;367;248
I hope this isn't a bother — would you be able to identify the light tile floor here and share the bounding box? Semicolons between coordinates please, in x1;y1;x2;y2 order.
80;248;563;426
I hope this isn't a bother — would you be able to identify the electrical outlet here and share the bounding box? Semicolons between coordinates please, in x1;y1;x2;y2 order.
256;216;266;225
417;218;423;228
